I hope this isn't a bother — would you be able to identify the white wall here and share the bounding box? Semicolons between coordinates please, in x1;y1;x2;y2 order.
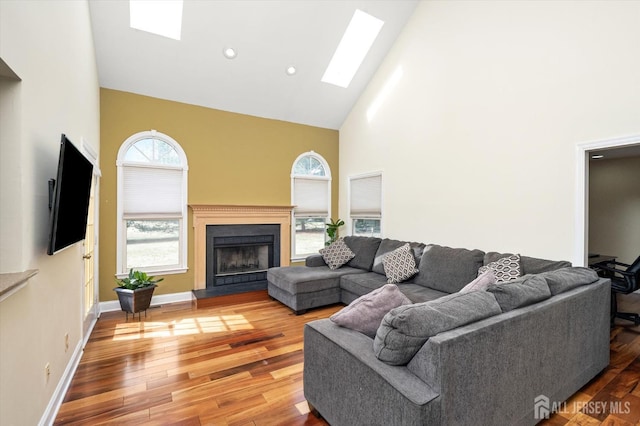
589;156;640;265
0;1;100;424
340;0;640;263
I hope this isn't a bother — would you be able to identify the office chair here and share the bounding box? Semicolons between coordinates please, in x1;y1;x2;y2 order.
595;255;640;326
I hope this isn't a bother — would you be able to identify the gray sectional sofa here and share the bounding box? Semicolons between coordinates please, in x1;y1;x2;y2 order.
267;236;611;425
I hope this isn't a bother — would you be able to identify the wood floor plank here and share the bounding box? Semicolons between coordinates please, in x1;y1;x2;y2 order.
57;294;640;425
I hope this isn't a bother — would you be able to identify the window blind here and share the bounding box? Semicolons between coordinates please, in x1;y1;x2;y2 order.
123;165;183;215
293;177;329;217
350;174;382;218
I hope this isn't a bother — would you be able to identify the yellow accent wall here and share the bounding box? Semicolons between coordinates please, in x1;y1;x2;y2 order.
99;88;338;300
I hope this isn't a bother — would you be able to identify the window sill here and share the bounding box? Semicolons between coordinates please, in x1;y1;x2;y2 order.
116;267;188;280
0;269;39;303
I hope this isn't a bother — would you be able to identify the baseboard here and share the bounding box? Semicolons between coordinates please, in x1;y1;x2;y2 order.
99;291;193;313
38;339;84;426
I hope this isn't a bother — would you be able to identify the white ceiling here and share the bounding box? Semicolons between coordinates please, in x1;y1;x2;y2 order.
88;0;419;130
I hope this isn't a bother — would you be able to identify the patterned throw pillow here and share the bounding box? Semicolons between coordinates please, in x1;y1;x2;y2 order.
478;254;521;283
319;238;355;270
383;243;419;284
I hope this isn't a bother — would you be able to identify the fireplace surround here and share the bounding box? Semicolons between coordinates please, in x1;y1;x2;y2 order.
191;205;293;296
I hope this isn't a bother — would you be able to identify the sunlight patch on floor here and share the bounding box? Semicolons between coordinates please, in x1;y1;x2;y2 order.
295;401;311;415
112;314;254;340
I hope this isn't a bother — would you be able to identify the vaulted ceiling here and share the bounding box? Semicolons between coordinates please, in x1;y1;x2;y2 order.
88;0;419;130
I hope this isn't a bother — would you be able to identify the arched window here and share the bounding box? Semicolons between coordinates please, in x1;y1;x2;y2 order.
291;151;331;258
116;130;188;276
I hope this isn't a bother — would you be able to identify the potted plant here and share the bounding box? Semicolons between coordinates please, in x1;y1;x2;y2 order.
325;218;345;246
114;269;163;320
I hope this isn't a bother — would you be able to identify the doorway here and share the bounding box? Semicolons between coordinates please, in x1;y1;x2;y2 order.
576;134;640;266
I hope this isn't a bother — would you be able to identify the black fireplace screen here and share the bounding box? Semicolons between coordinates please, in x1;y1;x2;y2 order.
205;224;280;295
215;245;269;276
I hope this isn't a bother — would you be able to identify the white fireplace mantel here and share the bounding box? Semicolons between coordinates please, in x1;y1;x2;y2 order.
190;204;293;290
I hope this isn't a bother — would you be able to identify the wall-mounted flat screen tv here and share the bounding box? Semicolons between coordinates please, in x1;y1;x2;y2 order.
47;134;94;255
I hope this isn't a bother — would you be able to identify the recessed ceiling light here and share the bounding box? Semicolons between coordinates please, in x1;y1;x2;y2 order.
223;47;237;59
591;154;604;159
321;9;384;88
129;0;183;41
286;66;297;76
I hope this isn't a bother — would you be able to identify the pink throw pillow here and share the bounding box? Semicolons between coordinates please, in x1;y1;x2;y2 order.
459;270;496;293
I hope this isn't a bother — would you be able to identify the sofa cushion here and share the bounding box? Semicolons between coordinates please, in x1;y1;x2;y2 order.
344;236;382;271
459;270;496;293
340;272;389;297
319;238;355;270
373;291;501;365
372;239;426;275
484;252;572;275
305;254;327;267
412;245;485;293
486;275;551;312
330;284;412;338
396;284;449;303
383;243;419;284
538;267;599;295
478;254;521;283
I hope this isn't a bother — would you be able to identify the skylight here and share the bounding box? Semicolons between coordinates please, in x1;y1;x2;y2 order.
130;0;183;41
321;9;384;88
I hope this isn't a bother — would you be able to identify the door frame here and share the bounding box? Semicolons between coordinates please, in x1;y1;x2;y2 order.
81;137;101;347
574;133;640;267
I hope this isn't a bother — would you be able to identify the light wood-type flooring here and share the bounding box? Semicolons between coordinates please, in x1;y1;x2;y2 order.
56;292;640;425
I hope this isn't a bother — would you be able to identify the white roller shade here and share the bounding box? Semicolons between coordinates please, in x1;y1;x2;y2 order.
123;165;183;215
293;177;329;216
350;174;382;217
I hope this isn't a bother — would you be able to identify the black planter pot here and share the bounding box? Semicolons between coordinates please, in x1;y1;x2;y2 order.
114;285;157;320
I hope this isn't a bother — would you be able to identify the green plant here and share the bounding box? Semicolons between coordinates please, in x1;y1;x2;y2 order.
325;218;345;246
116;269;164;290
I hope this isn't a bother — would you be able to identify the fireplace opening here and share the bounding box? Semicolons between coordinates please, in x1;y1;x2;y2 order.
216;245;269;276
205;224;280;296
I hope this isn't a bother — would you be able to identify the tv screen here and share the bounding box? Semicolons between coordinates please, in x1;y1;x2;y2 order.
47;134;94;255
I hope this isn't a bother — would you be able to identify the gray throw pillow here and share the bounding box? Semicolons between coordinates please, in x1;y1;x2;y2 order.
344;236;382;271
412;245;485;293
374;291;501;365
538;267;599;295
486;274;551;312
330;284;412;338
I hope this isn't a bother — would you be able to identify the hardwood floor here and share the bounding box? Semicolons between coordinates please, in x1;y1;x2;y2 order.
56;292;640;425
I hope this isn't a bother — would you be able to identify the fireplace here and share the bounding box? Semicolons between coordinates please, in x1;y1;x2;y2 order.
190;204;293;302
205;224;280;295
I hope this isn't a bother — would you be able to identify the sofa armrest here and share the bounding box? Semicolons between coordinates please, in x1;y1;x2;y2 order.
304;320;439;426
406;278;610;425
305;254;327;267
